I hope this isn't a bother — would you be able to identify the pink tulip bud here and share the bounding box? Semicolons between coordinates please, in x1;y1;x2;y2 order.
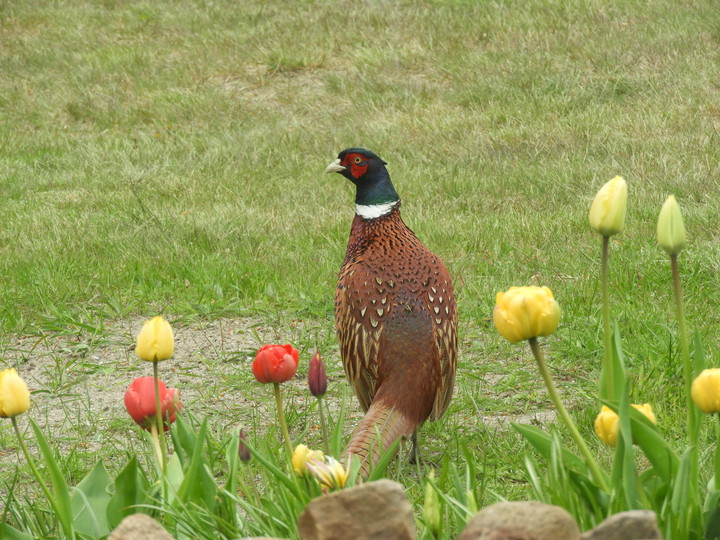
308;352;328;397
238;428;252;462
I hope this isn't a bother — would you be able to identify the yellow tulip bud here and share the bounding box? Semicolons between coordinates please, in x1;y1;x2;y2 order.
594;404;657;447
657;195;686;256
0;368;31;418
691;369;720;413
588;176;627;237
594;406;619;447
292;444;324;476
493;286;561;343
135;316;174;362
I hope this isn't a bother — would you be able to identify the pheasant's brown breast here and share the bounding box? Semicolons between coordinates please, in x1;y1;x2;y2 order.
335;208;457;422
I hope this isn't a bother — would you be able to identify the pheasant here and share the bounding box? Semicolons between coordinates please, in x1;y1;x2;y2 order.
325;148;457;477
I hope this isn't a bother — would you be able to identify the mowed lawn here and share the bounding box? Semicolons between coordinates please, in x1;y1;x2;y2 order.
2;0;720;526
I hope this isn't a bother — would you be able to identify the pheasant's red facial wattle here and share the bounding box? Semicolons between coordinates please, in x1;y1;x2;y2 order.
341;153;369;179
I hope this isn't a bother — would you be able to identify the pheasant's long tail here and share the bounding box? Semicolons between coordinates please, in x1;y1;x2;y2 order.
344;399;416;479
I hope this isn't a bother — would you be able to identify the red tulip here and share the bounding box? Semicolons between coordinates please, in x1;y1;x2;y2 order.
308;352;328;397
252;344;299;384
124;377;181;431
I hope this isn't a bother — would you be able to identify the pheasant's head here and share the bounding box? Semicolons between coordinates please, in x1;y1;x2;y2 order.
325;148;399;219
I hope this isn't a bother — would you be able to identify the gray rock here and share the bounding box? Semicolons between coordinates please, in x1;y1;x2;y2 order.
459;501;580;540
108;513;175;540
581;510;662;539
298;479;416;540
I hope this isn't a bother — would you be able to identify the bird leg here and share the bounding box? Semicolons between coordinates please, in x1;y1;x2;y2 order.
408;430;420;465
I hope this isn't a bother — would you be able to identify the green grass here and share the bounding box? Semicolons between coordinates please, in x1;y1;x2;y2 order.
2;0;720;537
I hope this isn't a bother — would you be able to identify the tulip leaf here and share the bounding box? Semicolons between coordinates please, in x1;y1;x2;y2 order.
512;423;587;473
670;448;693;515
330;389;348;457
367;438;402;482
239;435;302;496
704;486;720;538
29;418;75;540
170;413;197;467
106;456;150;529
70;460;113;538
176;419;217;510
0;525;34;540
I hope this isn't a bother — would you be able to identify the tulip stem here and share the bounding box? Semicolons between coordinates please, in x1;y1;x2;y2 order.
529;337;609;492
318;397;330;455
152;361;168;472
600;235;614;402
671;254;694;438
715;414;720;492
12;418;76;540
150;423;164;472
273;382;294;464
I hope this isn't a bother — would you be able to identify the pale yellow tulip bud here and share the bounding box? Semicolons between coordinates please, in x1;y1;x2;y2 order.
0;368;31;418
493;286;561;343
657;195;686;256
292;444;324;476
691;369;720;413
135;316;174;362
589;176;627;237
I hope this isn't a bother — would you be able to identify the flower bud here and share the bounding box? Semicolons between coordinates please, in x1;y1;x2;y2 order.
238;428;252;462
594;404;657;447
0;368;31;418
135;316;174;362
308;352;328;397
657;195;686;255
423;471;441;537
493;286;561;343
306;456;348;490
123;377;181;430
589;176;628;237
292;444;324;476
691;369;720;413
252;344;300;384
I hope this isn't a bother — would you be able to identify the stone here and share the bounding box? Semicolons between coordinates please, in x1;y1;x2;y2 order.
581;510;662;539
108;513;175;540
459;501;580;540
298;479;415;540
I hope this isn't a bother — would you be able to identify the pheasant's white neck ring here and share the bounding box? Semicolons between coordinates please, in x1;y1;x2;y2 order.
355;201;398;219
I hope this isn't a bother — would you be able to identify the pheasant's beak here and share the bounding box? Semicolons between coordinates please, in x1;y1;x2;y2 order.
325;158;346;174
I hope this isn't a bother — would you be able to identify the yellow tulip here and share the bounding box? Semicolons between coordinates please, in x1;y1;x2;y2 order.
657;195;686;256
292;444;324;476
691;369;720;413
493;286;561;343
135;316;174;362
307;456;348;490
588;176;627;237
594;404;657;447
0;368;31;418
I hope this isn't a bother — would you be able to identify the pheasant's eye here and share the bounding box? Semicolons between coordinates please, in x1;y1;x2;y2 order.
353;157;362;164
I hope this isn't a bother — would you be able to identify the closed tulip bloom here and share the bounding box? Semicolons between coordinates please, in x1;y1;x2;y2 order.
135;316;174;362
238;428;252;462
0;369;31;418
307;456;348;490
594;404;657;447
493;286;561;343
252;344;300;384
308;352;328;397
657;195;686;256
589;176;627;237
124;376;181;430
691;369;720;413
292;444;324;476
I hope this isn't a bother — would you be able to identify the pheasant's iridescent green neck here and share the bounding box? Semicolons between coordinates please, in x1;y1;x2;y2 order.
354;167;400;219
